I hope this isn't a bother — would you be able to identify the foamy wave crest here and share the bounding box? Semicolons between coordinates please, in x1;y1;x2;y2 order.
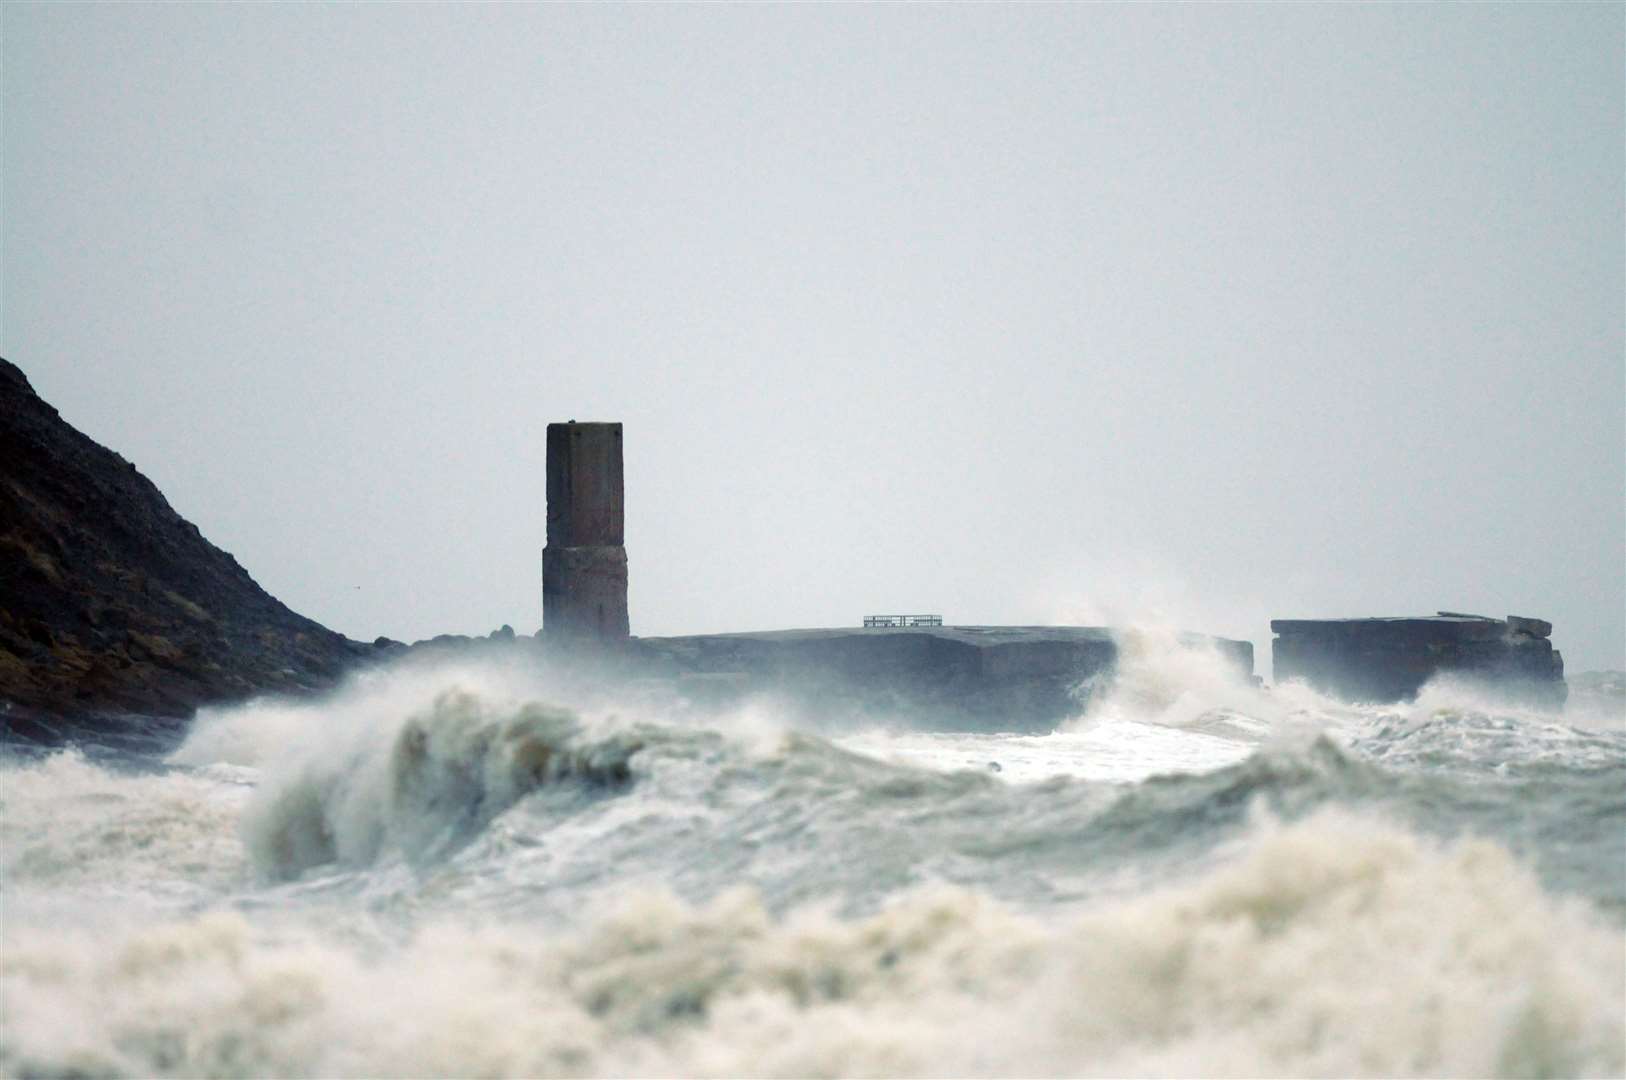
169;657;679;881
235;688;642;881
1070;627;1340;739
0;749;251;901
3;810;1619;1079
172;651;619;770
1351;701;1626;782
1403;673;1626;747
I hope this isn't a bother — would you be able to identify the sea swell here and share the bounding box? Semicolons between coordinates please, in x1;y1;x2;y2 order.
179;675;1626;919
3;809;1620;1078
4;645;1624;1078
239;691;646;881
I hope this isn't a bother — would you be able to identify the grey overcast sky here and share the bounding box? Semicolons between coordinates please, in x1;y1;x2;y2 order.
4;3;1623;672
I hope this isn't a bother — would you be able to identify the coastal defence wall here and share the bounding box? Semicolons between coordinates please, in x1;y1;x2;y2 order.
633;626;1255;730
529;421;1261;730
542;422;629;644
1271;613;1565;706
530;419;1577;725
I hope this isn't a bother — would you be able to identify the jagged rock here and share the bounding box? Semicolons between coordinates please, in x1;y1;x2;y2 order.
0;358;372;727
414;634;475;649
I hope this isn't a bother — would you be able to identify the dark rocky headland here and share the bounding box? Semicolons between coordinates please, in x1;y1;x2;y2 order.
0;358;376;740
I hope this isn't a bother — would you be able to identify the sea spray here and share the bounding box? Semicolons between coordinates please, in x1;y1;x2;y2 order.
5;646;1622;1077
0;748;251;901
2;811;1620;1078
239;689;644;880
172;650;1626;918
1068;625;1338;741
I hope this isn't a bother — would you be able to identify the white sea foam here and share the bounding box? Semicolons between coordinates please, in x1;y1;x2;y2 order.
838;722;1251;784
1065;625;1346;741
3;809;1620;1079
1078;625;1624;772
0;749;251;904
6;648;1620;1078
171;652;587;771
172;655;793;883
843;628;1358;784
1409;671;1626;737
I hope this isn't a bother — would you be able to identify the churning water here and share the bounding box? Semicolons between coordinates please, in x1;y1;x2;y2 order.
3;631;1623;1077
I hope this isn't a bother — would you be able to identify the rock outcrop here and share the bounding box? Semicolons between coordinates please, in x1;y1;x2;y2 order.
1271;612;1566;706
0;358;372;729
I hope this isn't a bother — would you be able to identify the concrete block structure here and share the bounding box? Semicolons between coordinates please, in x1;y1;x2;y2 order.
631;626;1256;731
1271;612;1565;705
543;422;628;644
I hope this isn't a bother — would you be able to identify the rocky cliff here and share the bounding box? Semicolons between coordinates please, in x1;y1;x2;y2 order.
0;358;371;729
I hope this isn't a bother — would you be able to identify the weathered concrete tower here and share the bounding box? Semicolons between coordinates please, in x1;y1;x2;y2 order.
543;422;629;644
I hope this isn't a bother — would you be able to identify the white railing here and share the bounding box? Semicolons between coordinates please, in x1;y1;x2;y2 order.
862;615;943;628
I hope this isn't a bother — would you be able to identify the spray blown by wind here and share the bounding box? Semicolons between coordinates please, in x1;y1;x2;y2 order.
3;635;1623;1078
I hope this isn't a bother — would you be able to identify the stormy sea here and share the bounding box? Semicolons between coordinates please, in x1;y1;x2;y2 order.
3;631;1623;1079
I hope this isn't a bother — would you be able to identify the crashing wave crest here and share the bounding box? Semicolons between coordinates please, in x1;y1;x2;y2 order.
3;809;1620;1079
238;689;643;880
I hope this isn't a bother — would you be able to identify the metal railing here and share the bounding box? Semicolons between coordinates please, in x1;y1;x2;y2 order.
862;614;944;628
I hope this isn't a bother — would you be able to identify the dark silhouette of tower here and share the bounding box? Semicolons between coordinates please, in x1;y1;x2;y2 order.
542;422;628;644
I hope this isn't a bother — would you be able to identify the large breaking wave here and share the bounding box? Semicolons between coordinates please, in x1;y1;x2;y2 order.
4;638;1623;1077
3;809;1620;1078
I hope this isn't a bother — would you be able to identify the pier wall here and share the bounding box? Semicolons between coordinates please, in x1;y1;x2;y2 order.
1271;613;1565;705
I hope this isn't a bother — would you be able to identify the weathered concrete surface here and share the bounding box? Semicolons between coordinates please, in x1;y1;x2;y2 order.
542;546;629;642
546;422;624;547
543;422;628;645
633;625;1254;730
1271;613;1565;705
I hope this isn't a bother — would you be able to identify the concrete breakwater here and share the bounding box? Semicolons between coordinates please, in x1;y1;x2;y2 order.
1272;613;1566;706
534;424;1257;729
632;625;1256;730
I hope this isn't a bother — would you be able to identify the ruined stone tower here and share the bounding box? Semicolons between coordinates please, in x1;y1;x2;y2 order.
543;421;629;644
